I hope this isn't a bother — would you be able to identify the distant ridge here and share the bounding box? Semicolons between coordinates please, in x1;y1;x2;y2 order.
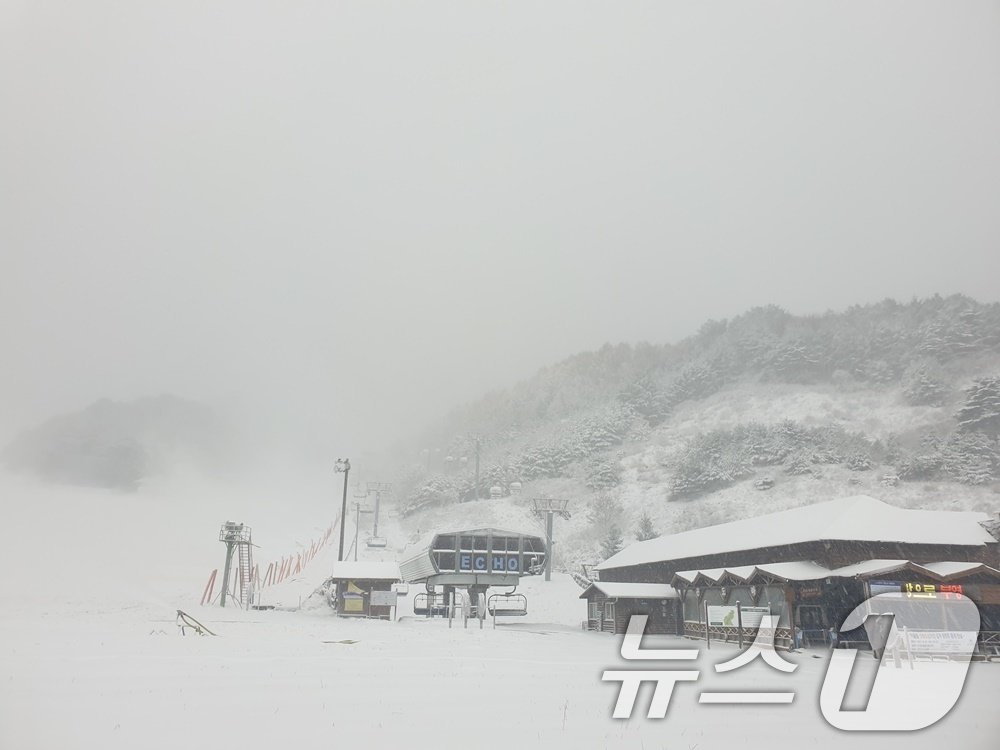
2;394;228;490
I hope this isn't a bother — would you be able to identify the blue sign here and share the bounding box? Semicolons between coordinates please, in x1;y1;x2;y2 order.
459;554;519;572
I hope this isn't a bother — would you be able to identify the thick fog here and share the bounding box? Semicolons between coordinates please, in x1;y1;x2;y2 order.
2;1;999;457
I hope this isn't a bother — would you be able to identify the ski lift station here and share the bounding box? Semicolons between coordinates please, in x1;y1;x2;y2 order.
400;528;547;618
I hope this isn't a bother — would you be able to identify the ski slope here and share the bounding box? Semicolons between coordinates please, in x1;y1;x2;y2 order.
1;470;999;750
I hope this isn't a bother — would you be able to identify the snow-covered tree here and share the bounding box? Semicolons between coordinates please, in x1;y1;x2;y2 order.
600;525;624;560
618;376;671;426
667;361;724;403
585;458;621;490
902;361;948;406
784;449;815;475
588;492;624;529
897;430;999;486
940;432;998;485
956;376;1000;437
635;512;658;541
845;453;873;471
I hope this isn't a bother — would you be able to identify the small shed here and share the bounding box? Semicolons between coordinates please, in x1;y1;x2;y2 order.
329;561;402;619
580;581;682;635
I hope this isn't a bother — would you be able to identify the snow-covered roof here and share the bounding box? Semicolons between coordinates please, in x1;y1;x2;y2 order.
751;561;832;581
580;582;679;600
822;559;1000;581
677;567;728;583
822;559;910;578
437;528;537;538
672;561;831;584
918;561;990;578
673;566;756;583
722;565;758;581
329;561;401;581
671;570;700;584
668;559;1000;586
598;496;995;571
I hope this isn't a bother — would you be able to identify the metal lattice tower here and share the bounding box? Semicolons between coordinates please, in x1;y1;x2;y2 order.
218;521;253;608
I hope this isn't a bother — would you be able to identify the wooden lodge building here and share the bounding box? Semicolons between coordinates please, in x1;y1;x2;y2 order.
579;581;681;634
582;495;1000;649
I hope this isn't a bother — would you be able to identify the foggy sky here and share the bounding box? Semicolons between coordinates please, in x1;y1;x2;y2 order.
2;1;1000;456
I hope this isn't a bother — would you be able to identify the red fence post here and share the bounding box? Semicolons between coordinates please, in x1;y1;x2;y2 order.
201;569;218;606
263;562;274;587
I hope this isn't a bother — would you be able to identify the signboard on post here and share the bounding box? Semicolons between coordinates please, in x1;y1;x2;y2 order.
707;605;739;628
371;590;399;607
738;606;771;628
905;631;978;654
708;604;771;628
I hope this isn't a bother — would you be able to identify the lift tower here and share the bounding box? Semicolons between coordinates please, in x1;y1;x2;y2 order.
365;481;392;545
218;521;253;608
531;499;571;582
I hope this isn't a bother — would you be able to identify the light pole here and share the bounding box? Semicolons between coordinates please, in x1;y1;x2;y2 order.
335;458;351;561
474;436;481;501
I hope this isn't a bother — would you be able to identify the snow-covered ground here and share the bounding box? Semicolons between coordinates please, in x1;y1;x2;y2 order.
2;470;999;749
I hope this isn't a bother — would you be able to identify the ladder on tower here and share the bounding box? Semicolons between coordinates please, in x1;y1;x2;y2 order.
236;541;253;607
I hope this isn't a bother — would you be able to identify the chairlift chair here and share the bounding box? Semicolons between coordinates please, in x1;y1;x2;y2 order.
487;592;528;617
413;592;448;617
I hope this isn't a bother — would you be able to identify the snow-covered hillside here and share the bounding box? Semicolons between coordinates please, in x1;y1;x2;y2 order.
397;378;1000;574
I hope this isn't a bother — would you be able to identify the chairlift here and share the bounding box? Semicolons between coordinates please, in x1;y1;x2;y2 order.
413;592;448;617
487;592;528;617
366;536;387;549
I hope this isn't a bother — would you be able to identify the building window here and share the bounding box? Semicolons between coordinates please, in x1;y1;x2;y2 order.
589;601;601;620
604;601;616;622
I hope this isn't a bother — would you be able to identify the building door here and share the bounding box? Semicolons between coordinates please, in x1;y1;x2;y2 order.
796;604;825;645
604;601;616;632
588;601;601;630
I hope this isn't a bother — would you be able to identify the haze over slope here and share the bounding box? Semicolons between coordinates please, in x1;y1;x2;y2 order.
6;294;999;579
1;395;232;490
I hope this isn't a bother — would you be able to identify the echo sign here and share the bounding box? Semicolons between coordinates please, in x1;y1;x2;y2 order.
458;554;519;572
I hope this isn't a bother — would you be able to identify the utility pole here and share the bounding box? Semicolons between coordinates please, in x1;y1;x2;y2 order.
545;512;554;580
531;499;571;582
354;502;362;561
474;435;481;501
335;458;351;561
